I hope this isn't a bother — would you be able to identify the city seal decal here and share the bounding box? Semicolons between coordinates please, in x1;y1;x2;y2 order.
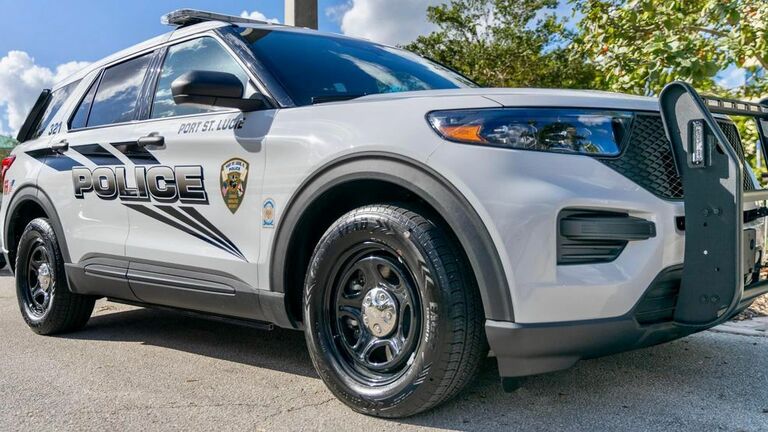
220;158;249;213
262;198;275;228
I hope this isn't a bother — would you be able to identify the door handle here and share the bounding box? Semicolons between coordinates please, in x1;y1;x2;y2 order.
50;139;68;154
137;133;165;148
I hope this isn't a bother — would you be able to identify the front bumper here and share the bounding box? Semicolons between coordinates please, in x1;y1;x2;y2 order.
487;264;768;378
485;83;768;378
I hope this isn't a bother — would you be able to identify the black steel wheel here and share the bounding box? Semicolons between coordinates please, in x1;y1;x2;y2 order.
330;248;421;385
16;218;95;335
304;205;486;418
19;238;55;318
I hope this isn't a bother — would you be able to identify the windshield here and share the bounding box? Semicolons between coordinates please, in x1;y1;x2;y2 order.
237;28;475;106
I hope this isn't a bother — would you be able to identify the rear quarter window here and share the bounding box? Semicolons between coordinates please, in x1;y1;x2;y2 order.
26;81;80;140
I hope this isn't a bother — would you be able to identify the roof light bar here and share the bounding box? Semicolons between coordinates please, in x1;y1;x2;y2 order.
702;95;768;117
161;9;275;27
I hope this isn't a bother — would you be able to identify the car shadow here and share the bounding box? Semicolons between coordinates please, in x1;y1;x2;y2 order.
67;306;317;378
64;305;767;431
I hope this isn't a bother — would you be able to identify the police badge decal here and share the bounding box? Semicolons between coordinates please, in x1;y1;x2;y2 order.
220;158;249;213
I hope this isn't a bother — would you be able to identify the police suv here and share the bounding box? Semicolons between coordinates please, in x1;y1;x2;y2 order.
4;9;768;418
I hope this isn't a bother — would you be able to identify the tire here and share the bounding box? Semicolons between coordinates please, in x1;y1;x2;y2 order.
304;204;486;417
15;218;95;335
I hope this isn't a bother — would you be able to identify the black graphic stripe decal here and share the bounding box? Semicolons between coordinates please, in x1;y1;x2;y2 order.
124;204;247;261
69;143;123;166
25;148;79;172
112;141;160;165
180;206;243;255
154;205;245;260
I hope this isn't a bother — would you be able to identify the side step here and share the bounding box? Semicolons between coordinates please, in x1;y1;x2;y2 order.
107;297;275;331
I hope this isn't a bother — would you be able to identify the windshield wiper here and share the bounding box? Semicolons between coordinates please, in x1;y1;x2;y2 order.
311;94;367;104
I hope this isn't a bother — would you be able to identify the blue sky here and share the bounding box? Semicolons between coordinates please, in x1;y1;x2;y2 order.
0;0;345;69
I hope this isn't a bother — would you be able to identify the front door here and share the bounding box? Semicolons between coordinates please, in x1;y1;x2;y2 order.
123;35;270;317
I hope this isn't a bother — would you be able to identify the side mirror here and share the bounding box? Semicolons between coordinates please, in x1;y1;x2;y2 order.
171;70;266;111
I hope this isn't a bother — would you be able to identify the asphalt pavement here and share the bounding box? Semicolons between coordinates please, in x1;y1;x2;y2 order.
0;276;767;431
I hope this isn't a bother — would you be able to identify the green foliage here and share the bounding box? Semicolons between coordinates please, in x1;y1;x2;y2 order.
570;0;768;98
404;0;597;88
570;0;768;179
404;0;767;179
0;136;17;159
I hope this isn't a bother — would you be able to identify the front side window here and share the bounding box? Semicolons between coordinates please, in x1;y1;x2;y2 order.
239;28;475;106
151;37;250;119
86;53;152;128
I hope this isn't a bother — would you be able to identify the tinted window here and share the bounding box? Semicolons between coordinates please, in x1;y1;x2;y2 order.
87;54;152;127
70;75;99;129
29;80;80;140
240;29;474;106
152;37;249;119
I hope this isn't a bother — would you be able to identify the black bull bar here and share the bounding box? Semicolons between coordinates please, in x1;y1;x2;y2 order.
660;82;768;327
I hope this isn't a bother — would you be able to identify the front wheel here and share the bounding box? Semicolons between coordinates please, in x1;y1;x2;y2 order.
16;218;95;335
304;205;486;417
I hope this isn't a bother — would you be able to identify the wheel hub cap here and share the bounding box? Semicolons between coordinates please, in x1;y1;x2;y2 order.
37;263;52;291
362;287;398;337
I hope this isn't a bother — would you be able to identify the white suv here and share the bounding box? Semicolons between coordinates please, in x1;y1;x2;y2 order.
3;10;767;418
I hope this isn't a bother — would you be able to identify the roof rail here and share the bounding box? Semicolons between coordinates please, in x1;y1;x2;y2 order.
161;9;276;27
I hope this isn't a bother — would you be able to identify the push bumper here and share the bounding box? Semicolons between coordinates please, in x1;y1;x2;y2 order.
490;83;768;378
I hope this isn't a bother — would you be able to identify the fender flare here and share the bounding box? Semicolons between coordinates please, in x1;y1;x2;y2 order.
4;185;71;264
269;152;515;322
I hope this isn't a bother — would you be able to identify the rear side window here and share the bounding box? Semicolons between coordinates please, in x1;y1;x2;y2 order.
151;37;249;119
84;53;152;128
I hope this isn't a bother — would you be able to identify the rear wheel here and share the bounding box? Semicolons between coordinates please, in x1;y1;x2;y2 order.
16;218;95;335
304;204;486;417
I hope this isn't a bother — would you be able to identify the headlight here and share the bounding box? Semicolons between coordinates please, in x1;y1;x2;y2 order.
427;108;634;156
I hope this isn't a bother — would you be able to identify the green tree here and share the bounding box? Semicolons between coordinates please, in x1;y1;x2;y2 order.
0;136;16;159
404;0;597;88
572;0;768;178
571;0;768;97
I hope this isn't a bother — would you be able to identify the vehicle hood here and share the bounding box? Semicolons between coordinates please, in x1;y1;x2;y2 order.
352;88;660;112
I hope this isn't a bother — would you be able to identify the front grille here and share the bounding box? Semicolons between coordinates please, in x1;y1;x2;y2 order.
718;121;756;192
602;114;754;200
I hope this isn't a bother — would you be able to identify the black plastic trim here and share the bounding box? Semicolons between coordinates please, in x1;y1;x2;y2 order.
557;209;656;265
487;315;696;378
270;152;514;323
16;90;51;143
560;213;656;241
3;185;71;264
487;265;691;378
65;253;294;328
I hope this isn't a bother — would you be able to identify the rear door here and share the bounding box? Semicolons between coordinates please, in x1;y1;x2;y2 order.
39;52;157;300
122;35;270;317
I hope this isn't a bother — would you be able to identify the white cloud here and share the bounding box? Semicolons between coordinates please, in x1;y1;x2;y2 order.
240;10;280;24
0;50;89;136
334;0;447;46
